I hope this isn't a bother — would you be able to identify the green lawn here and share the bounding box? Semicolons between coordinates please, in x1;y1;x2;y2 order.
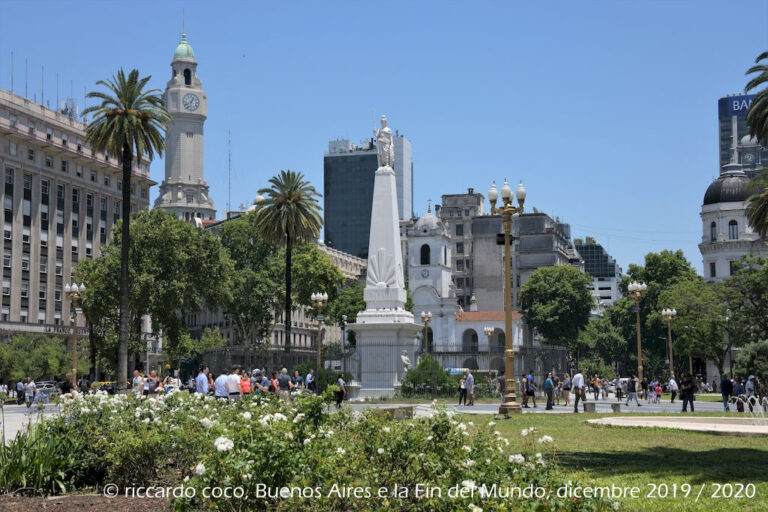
466;412;767;512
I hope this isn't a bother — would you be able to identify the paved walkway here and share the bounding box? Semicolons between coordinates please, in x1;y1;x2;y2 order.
588;415;768;436
0;403;58;444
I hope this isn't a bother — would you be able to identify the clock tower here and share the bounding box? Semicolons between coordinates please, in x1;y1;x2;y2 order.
155;31;216;221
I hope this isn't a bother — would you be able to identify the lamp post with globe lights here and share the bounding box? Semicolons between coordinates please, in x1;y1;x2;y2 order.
64;283;86;388
311;292;328;369
484;326;494;367
627;281;648;381
420;311;432;354
661;308;677;379
488;179;526;415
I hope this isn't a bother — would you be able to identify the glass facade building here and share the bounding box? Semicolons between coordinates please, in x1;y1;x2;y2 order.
718;94;768;176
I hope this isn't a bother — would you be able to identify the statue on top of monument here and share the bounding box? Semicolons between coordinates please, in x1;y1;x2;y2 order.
375;115;395;169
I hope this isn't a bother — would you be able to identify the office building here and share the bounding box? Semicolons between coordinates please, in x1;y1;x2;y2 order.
574;236;623;307
323;130;413;259
0;88;153;336
718;94;768;176
154;31;217;221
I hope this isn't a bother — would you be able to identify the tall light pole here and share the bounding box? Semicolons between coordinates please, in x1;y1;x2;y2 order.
341;314;348;375
64;282;86;388
488;179;526;415
627;281;647;381
661;308;677;379
311;292;328;370
484;326;494;369
420;311;432;354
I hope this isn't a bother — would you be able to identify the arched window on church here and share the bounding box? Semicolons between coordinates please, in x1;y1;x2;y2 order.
710;222;717;242
728;220;738;240
420;244;430;265
184;69;191;86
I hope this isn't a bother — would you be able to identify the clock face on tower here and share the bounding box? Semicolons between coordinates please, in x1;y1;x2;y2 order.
182;93;200;111
421;269;430;278
743;152;755;164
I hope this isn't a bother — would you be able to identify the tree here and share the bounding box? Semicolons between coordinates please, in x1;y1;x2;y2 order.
746;168;768;239
520;266;593;344
734;341;768;381
0;334;85;381
576;316;627;366
292;244;344;309
325;280;366;345
745;51;768;141
83;69;169;391
254;171;323;352
723;257;768;344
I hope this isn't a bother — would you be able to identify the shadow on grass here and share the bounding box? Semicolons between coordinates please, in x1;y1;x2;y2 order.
558;447;768;484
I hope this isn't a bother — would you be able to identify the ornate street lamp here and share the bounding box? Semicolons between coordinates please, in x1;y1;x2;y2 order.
661;308;677;379
627;281;648;380
484;326;494;367
420;311;432;354
488;179;526;415
64;282;86;388
311;292;328;370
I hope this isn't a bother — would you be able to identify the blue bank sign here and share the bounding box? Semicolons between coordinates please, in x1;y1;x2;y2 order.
720;94;756;118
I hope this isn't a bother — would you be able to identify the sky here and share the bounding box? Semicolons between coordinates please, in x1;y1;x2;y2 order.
1;0;767;274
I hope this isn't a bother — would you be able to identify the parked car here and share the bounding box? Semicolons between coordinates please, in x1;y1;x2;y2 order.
36;381;61;398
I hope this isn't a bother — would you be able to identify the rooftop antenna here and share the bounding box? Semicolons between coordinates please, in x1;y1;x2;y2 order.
227;129;232;213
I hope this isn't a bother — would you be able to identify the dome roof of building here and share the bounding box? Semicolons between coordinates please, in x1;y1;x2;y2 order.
703;172;752;205
741;135;759;146
174;33;195;59
415;211;440;230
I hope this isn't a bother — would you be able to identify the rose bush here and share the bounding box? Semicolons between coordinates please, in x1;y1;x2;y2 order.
2;391;618;511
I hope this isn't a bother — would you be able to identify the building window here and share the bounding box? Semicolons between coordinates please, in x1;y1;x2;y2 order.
710;262;716;278
420;244;430;265
39;283;47;300
728;220;738;240
41;179;49;195
45;155;53;168
104;176;111;187
729;261;736;276
90;171;97;182
3;253;10;267
61;160;68;173
456;224;464;237
710;222;716;242
23;174;32;190
456;242;464;254
456;259;465;271
56;260;63;276
39;256;47;273
72;188;79;204
184;68;191;86
100;197;107;211
5;168;14;185
21;255;29;271
2;279;9;296
141;187;147;199
186;194;193;203
456;277;464;288
9;142;17;156
57;184;65;199
20;281;29;298
27;148;35;161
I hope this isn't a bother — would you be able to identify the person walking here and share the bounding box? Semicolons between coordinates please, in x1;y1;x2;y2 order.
668;376;678;403
545;372;554;410
680;373;696;412
572;370;586;413
240;371;251;395
552;372;561;406
601;378;610;400
465;369;475;406
252;370;270;394
562;373;571;407
195;366;210;395
213;372;228;400
523;370;537;408
291;370;304;392
493;370;509;420
305;369;316;394
16;379;25;405
277;368;293;401
335;373;346;408
614;376;623;401
720;374;732;412
458;376;467;406
131;370;144;398
592;375;600;400
625;375;641;407
24;377;36;408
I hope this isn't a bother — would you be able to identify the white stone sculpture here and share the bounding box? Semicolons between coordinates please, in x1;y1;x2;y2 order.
375;115;394;169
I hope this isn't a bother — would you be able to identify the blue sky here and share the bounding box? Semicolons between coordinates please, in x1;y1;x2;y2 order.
1;1;767;273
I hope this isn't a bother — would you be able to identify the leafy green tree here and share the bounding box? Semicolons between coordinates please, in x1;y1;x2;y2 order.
325;281;366;344
292;244;344;309
745;51;768;141
400;355;453;396
577;316;627;366
83;69;169;391
746;169;768;238
724;257;768;344
254;171;323;352
734;341;768;381
520;265;593;345
0;334;86;381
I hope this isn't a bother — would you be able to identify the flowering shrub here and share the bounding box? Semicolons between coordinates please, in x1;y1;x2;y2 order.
10;391;617;511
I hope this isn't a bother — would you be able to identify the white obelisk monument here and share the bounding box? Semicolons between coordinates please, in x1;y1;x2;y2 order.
349;115;421;397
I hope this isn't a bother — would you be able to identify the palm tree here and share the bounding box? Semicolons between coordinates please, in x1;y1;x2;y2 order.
254;170;322;352
746;168;768;238
82;69;169;391
745;51;768;141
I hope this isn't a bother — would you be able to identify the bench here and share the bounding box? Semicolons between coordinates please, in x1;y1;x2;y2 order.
610;403;621;413
583;402;596;413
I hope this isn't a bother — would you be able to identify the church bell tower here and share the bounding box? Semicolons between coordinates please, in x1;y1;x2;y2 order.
154;31;216;221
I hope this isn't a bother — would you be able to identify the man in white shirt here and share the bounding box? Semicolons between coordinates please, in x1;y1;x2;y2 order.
226;366;242;401
214;372;229;399
571;370;585;413
668;376;679;403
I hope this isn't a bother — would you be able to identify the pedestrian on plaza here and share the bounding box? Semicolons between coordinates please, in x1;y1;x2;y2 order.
291;370;304;391
647;379;657;404
335;373;346;408
680;373;696;412
493;370;509;420
458;376;467;406
24;377;36;408
523;370;536;408
552;372;561;406
614;376;623;401
562;373;571;407
252;370;270;394
572;370;586;413
16;379;24;405
195;366;210;395
640;378;649;401
213;372;228;400
601;378;610;400
269;371;279;393
465;369;475;406
207;372;215;394
226;366;242;401
654;382;662;404
240;371;251;395
592;375;600;400
733;377;744;397
142;371;157;396
60;376;74;395
132;370;144;398
277;368;293;401
668;376;678;403
720;374;732;412
306;369;316;394
545;372;554;410
625;375;641;407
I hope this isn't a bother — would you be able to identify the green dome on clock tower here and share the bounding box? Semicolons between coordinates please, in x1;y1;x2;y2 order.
174;32;195;59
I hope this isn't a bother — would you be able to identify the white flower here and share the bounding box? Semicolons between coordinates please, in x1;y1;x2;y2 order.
509;454;525;465
200;418;213;429
336;447;346;455
537;435;553;444
142;417;150;424
377;448;385;454
461;480;476;491
382;426;391;433
469;504;483;512
462;445;472;453
612;502;620;510
194;463;205;475
419;453;425;458
521;427;536;437
456;423;467;431
293;413;305;423
273;413;288;422
242;411;252;420
468;421;474;427
303;438;311;446
488;421;496;427
464;459;476;467
244;473;252;481
214;436;234;452
285;432;294;440
426;435;433;441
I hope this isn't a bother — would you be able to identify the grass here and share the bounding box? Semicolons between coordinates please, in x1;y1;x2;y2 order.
466;412;767;512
